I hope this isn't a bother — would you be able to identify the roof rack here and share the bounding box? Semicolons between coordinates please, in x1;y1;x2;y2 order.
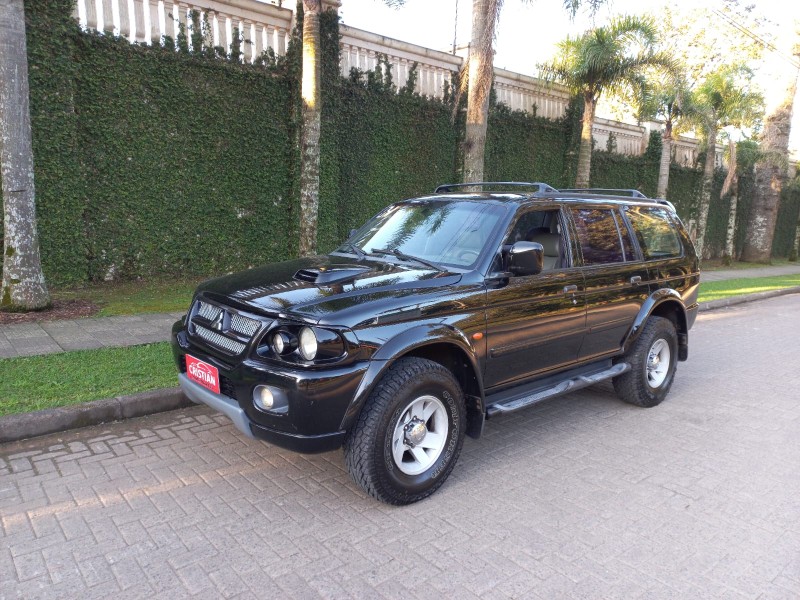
435;182;558;193
557;188;649;198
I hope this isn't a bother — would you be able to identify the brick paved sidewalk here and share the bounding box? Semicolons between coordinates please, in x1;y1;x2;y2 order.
2;263;799;360
700;263;800;282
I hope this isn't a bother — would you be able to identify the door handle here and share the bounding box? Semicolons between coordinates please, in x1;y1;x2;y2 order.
563;285;578;294
630;276;642;286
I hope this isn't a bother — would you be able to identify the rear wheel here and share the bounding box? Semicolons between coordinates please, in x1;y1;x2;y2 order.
343;357;466;505
614;316;678;408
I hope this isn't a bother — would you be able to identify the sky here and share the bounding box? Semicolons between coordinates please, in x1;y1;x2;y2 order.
339;0;800;157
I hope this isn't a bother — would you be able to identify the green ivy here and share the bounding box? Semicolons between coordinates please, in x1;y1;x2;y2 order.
9;0;799;286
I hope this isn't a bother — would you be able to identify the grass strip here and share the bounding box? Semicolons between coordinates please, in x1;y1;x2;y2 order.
0;343;177;417
53;278;202;317
698;274;800;303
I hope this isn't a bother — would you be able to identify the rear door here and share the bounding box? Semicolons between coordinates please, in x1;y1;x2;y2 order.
569;205;650;361
623;205;697;295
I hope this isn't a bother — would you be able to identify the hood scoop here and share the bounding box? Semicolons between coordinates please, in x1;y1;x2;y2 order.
293;264;372;286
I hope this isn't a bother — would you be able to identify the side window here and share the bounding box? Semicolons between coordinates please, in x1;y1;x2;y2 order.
613;210;637;261
501;209;566;271
625;206;682;260
570;208;625;265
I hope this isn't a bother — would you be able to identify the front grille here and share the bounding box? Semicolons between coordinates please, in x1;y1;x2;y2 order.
195;325;247;354
198;301;222;321
189;299;270;356
230;313;260;337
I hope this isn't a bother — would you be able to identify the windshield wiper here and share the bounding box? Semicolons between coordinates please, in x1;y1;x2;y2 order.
370;247;445;272
345;242;366;259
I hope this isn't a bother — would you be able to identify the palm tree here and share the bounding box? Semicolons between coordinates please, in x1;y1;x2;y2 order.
539;15;676;188
298;0;322;257
635;76;695;198
0;0;50;310
461;0;605;184
740;41;799;263
692;65;763;260
463;0;500;184
720;139;758;263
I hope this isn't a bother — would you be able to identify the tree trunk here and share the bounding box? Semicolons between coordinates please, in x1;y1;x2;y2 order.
694;122;717;261
790;219;800;262
656;123;672;198
574;92;595;188
740;64;798;263
722;139;738;263
0;0;50;310
298;0;321;257
463;0;499;184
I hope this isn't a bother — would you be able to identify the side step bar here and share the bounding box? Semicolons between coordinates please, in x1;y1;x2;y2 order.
486;362;630;417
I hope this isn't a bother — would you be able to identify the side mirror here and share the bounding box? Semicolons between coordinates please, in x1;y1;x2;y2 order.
349;228;357;238
508;241;543;276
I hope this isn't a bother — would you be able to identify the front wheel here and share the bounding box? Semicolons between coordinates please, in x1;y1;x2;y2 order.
614;316;678;408
343;357;466;505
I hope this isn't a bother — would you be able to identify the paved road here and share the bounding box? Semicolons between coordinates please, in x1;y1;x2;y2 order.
1;295;799;599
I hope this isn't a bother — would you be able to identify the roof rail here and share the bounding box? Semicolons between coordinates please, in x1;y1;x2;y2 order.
557;188;648;199
655;198;678;211
435;181;558;193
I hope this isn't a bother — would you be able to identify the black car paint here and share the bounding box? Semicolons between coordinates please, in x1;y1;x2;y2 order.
171;194;700;453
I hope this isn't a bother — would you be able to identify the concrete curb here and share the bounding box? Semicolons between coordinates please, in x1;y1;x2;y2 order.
2;287;799;445
698;285;800;312
0;387;193;444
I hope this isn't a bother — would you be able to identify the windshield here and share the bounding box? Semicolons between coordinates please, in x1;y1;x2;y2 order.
341;201;506;269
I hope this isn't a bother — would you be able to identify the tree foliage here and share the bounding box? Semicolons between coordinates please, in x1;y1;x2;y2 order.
539;15;677;187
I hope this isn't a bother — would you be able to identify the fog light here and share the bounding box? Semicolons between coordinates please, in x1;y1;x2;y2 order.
254;386;274;410
252;385;289;414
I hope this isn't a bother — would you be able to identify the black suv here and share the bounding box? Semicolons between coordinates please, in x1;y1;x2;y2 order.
172;183;699;504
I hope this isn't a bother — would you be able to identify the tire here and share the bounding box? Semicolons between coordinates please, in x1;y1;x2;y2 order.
613;316;678;408
343;357;466;505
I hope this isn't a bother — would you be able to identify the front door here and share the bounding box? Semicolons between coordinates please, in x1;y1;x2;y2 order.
483;207;586;389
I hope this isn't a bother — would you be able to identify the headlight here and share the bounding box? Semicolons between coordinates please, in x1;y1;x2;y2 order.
258;325;347;362
299;327;318;360
272;331;297;355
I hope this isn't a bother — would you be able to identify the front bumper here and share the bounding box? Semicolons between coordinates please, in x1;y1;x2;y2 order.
179;374;348;452
172;325;368;454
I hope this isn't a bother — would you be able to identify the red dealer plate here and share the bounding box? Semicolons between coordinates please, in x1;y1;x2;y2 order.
186;355;221;394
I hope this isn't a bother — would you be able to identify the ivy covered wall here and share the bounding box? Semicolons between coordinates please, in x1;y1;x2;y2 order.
11;1;800;285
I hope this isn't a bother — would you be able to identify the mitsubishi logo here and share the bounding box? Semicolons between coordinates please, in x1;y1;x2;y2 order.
211;312;225;332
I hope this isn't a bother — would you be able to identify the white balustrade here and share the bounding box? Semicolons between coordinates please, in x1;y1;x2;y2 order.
73;0;291;58
70;0;710;159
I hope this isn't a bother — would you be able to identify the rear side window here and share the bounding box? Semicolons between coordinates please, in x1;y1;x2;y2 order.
613;211;637;261
625;206;682;260
570;208;625;265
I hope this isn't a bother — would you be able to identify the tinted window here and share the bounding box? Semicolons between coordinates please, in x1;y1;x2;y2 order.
625;206;682;260
613;210;637;261
571;208;625;265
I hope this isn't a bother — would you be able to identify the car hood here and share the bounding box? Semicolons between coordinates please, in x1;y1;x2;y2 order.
196;254;463;326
